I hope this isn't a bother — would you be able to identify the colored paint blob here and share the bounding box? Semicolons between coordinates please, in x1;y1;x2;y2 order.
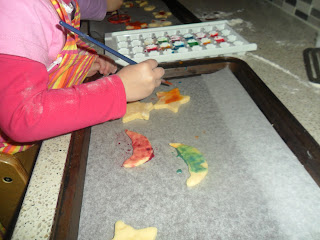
145;44;158;52
183;33;194;40
201;38;211;45
163;88;184;104
159;42;171;50
175;145;207;173
157;36;168;43
187;39;199;47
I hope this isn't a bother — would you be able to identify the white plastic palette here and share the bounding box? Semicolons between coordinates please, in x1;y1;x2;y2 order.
104;20;257;65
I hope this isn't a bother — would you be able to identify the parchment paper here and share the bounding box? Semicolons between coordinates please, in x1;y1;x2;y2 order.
78;68;320;240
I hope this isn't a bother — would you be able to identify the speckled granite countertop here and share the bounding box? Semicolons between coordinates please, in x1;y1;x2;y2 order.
11;0;320;239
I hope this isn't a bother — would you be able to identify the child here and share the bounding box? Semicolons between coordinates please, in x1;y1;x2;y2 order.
0;0;165;154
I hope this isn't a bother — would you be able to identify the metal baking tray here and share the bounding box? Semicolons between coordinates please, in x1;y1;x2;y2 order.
50;57;320;240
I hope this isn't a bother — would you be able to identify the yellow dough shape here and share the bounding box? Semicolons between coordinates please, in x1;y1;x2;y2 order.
112;221;157;240
148;20;172;28
154;88;190;113
122;101;154;123
136;0;148;7
153;11;172;19
170;143;208;187
123;1;134;8
144;5;156;11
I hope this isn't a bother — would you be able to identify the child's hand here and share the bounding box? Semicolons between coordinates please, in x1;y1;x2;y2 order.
117;59;165;102
87;55;117;77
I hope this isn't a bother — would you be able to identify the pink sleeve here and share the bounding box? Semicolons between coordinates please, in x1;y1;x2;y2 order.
0;54;127;142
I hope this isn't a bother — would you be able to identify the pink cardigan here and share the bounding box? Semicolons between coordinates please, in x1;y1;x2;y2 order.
0;0;126;143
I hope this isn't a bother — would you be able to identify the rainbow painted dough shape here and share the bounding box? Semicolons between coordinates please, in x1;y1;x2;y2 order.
123;130;154;168
122;101;154;123
112;221;157;240
154;88;190;113
170;143;208;187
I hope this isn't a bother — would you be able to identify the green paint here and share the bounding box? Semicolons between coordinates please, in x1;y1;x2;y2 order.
175;145;207;173
188;41;199;47
176;169;182;174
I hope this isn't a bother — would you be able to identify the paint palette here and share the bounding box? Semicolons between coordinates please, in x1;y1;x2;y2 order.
104;20;257;65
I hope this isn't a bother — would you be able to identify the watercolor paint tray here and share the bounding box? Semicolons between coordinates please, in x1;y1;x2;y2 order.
104;21;257;65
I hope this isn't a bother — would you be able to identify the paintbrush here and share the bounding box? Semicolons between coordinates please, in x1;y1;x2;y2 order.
59;21;172;85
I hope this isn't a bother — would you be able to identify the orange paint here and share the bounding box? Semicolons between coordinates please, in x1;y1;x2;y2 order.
163;88;183;104
162;80;172;85
125;21;148;29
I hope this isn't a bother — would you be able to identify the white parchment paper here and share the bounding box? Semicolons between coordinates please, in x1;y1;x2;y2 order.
78;68;320;240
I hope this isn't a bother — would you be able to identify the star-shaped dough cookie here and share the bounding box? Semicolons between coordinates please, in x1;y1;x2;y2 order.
153;11;172;19
112;221;157;240
126;21;148;30
154;88;190;113
122;101;154;123
136;0;148;7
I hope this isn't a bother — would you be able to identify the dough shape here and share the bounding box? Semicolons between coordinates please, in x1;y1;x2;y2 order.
153;11;172;19
154;88;190;113
148;20;172;28
144;5;155;11
112;221;157;240
123;1;134;8
126;21;148;30
108;14;131;24
122;101;154;123
123;130;154;168
136;0;148;7
170;143;208;187
161;21;172;26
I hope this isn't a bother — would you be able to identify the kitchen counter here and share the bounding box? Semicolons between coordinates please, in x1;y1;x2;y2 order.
11;0;320;239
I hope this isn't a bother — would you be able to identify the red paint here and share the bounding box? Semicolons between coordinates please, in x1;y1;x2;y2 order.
122;129;154;168
214;36;225;43
145;45;158;52
108;14;131;24
210;32;219;37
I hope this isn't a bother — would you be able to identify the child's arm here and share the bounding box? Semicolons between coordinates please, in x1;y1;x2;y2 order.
0;54;127;142
117;59;165;102
0;55;164;143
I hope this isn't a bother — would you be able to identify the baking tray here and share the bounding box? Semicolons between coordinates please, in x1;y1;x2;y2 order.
50;57;320;240
88;0;182;40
